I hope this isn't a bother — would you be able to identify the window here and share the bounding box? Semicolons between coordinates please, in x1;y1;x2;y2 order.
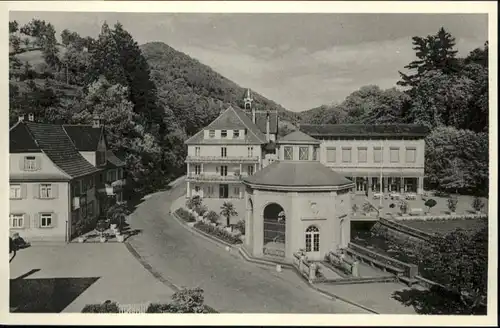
305;225;320;252
406;148;416;163
24;156;37;170
248;147;254;157
40;184;52;198
88;176;94;189
221;147;227;158
233;130;240;138
40;213;53;228
73;181;81;196
326;147;336;163
358;147;367;163
342;148;352;163
209;130;215;138
195;147;200;157
221;130;228;138
247;165;254;176
116;192;123;203
194;165;201;175
390;148;400;163
234;187;240;195
117;169;123;180
88;201;94;217
299;147;309;160
312;147;318;161
10;184;22;199
220;166;228;176
10;214;24;228
284;146;293;160
373;147;383;163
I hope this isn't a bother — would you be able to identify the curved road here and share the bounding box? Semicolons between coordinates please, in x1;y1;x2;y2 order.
127;182;368;313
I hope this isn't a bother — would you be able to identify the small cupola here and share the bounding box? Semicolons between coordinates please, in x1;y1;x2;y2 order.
92;112;102;128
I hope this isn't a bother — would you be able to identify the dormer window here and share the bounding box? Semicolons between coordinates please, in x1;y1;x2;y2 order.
233;130;240;138
209;130;215;138
284;146;293;161
221;130;228;138
299;146;309;161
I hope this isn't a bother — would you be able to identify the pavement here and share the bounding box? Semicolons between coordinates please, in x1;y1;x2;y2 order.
9;243;175;312
125;183;370;313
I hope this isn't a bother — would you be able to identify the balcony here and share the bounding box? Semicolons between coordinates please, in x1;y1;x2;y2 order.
97;179;126;195
186;173;248;183
185;156;260;164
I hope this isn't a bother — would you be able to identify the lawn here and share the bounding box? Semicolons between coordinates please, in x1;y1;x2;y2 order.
402;218;488;235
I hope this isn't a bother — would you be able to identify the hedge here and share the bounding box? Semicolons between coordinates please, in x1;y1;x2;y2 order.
175;208;196;222
82;301;119;313
193;221;242;245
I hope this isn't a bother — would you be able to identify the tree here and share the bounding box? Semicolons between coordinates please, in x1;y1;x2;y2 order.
106;202;131;231
472;197;485;213
220;201;238;228
9;20;19;34
418;227;488;314
398;27;459;88
424;199;437;213
447;197;458;213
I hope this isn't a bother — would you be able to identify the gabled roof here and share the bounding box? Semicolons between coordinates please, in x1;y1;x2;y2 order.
62;125;104;151
299;124;430;138
185;106;267;145
243;161;354;189
9;121;42;153
21;122;101;179
278;130;320;144
254;111;278;135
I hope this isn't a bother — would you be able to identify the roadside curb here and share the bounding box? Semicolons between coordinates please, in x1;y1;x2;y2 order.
238;245;293;269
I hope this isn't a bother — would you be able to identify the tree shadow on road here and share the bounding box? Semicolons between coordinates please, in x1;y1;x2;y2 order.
392;286;487;315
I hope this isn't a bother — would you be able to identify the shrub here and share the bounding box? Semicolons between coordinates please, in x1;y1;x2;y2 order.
195;204;208;217
194;221;242;244
82;301;120;313
472;197;485;212
146;303;175;313
235;220;245;235
175;208;196;222
400;201;408;214
206;210;219;225
447;197;458;213
424;199;437;213
186;195;203;210
389;203;396;209
170;287;206;313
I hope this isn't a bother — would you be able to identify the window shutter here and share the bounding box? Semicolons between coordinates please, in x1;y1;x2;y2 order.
52;213;58;227
19;157;25;170
24;213;30;228
52;184;59;198
35;157;42;170
33;184;40;199
34;213;40;228
21;184;27;199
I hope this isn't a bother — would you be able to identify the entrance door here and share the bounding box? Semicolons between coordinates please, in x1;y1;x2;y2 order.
219;184;229;198
305;225;320;261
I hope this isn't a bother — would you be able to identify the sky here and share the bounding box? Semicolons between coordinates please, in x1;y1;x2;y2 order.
10;12;488;112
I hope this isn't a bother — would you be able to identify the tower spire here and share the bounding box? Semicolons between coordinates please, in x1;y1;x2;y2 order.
243;88;255;123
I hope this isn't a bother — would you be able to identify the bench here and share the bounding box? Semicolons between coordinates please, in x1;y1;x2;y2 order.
344;248;405;276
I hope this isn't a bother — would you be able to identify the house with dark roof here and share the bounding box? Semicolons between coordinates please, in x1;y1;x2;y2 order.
9;115;126;243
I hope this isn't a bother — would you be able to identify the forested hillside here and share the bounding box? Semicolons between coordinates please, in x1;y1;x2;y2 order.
8;19;296;197
299;28;489;196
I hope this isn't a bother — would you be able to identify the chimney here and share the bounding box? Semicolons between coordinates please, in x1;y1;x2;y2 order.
18;115;24;122
28;113;34;122
92;112;101;128
252;107;256;124
266;110;270;141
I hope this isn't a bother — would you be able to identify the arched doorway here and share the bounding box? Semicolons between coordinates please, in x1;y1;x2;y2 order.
263;203;286;257
305;225;320;260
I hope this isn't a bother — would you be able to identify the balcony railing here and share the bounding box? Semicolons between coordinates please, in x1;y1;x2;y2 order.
186;173;249;183
97;179;126;195
185;156;260;164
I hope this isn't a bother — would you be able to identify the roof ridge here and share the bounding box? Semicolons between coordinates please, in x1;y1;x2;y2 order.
230;107;266;143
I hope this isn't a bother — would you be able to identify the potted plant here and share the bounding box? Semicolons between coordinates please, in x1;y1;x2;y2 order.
447;197;458;215
76;219;87;243
424;199;437;215
96;219;108;243
220;201;238;230
116;231;125;243
472;197;485;214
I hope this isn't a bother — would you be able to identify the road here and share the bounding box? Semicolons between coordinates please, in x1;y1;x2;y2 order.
126;182;369;313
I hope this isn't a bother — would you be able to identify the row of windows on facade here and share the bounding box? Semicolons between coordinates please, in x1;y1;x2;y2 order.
207;129;247;139
194;147;255;158
194;185;240;195
282;146;418;163
192;165;255;176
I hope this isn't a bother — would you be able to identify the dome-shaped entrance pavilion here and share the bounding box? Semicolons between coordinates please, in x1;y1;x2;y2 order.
242;161;354;262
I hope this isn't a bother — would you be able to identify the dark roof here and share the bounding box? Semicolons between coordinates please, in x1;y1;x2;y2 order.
106;150;126;168
299;124;430;138
278;130;320;144
254;111;278;135
243;161;353;188
63;125;103;151
185;106;267;145
23;122;101;178
9;122;42;153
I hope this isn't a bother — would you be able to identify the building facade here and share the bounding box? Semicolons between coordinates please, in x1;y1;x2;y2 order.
9;115;125;243
299;124;429;195
184;95;278;199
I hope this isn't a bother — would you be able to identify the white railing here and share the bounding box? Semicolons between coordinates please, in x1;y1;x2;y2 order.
185;156;260;163
186;173;247;182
